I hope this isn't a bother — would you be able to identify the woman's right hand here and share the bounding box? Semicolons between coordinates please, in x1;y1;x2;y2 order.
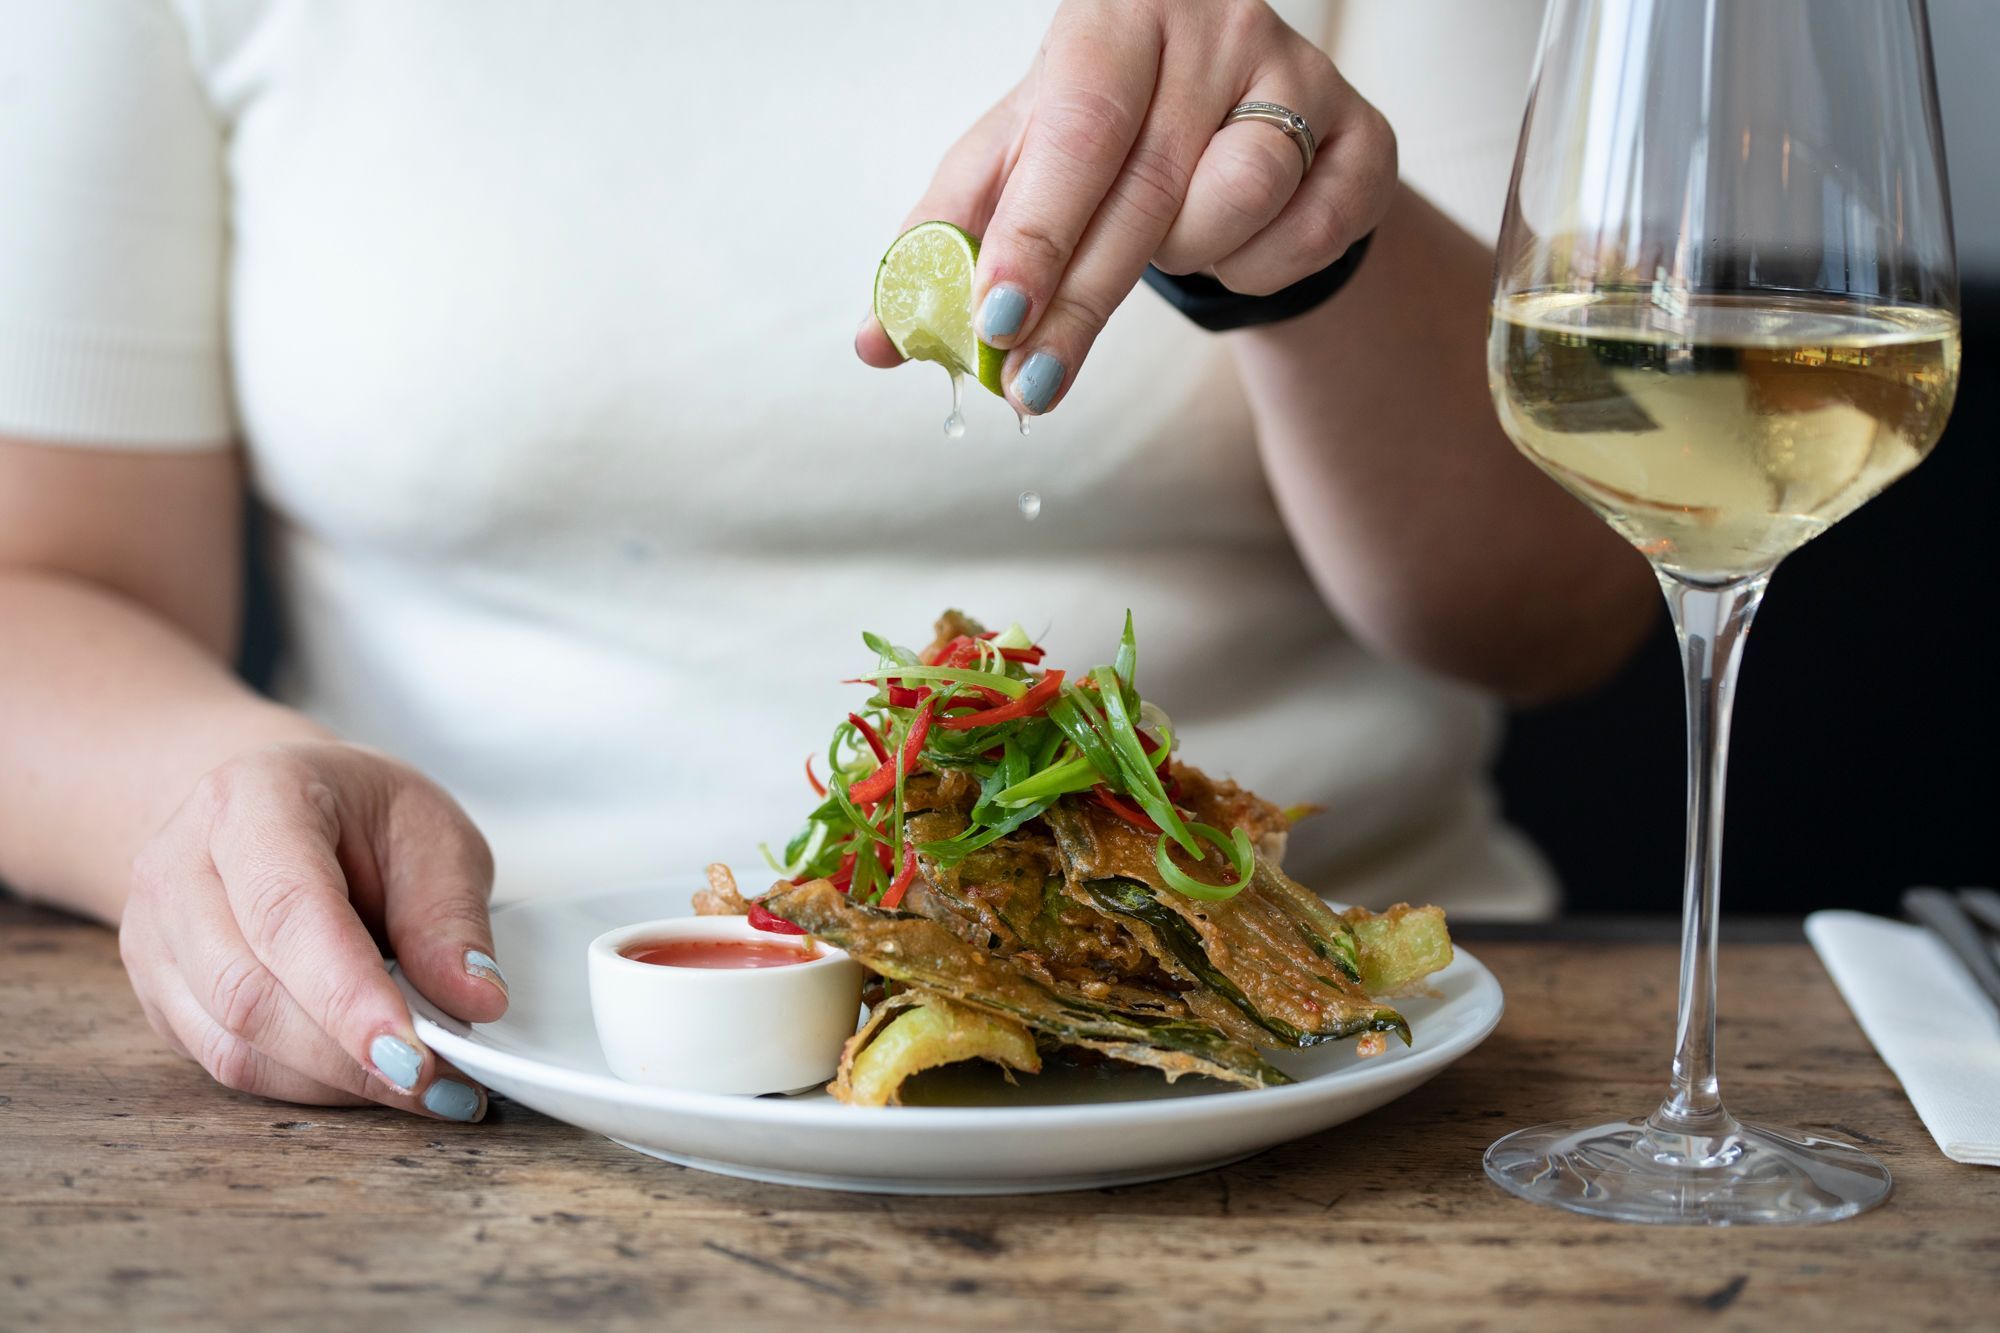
118;742;507;1120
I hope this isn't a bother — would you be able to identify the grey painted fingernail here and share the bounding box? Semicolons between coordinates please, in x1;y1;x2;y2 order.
1014;351;1065;414
369;1034;423;1092
464;949;508;992
979;285;1029;341
423;1078;483;1123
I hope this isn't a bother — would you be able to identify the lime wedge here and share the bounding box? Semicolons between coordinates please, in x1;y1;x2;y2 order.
873;221;1006;396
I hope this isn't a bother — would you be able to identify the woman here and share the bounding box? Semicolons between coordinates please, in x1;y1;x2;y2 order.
0;0;1652;1121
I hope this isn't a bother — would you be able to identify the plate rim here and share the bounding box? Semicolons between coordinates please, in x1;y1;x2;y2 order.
403;881;1504;1131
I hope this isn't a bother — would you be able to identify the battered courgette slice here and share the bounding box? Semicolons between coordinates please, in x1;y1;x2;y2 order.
833;991;1040;1107
1343;904;1453;996
766;878;1290;1089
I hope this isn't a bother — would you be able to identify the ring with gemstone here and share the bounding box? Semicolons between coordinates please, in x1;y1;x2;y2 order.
1221;101;1317;175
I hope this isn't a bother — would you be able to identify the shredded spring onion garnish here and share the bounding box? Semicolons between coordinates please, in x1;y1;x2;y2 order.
765;612;1256;912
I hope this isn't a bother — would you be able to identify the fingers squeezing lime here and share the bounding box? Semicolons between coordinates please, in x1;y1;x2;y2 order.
873;222;1007;397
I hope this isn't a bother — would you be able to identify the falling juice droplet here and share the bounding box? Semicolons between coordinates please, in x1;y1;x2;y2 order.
1018;490;1042;521
1013;405;1032;436
943;370;966;439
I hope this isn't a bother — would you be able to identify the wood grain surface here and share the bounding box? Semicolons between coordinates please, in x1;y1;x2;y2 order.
3;896;1996;1332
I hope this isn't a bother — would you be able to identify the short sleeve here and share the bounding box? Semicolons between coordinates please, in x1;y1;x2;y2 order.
0;0;233;448
1325;0;1546;246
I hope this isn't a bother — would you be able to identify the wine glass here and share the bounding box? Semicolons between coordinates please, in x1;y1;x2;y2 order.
1483;0;1961;1225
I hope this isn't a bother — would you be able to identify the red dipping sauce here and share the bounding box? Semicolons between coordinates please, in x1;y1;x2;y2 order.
621;939;821;970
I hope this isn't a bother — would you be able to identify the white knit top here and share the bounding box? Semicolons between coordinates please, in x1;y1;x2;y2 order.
0;0;1556;917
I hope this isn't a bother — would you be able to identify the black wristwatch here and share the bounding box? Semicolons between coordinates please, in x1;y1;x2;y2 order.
1142;230;1373;332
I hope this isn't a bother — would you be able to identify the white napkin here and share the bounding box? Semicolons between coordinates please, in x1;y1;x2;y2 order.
1806;910;2000;1166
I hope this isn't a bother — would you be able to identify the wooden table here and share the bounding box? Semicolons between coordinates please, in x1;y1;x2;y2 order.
4;897;1996;1331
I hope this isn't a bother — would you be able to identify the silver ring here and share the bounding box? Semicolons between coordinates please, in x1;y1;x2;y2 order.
1222;101;1316;175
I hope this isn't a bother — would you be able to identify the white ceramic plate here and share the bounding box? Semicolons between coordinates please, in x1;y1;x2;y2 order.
395;879;1503;1195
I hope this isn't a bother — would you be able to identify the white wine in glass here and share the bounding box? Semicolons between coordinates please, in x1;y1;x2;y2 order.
1483;0;1960;1225
1494;293;1959;582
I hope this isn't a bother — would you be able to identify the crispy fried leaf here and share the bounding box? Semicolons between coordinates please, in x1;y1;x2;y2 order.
766;879;1290;1089
1045;803;1412;1047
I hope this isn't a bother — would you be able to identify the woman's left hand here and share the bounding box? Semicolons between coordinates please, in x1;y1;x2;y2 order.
856;0;1395;416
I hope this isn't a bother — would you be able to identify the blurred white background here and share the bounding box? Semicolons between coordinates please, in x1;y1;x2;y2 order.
1933;0;2000;280
1329;0;1998;285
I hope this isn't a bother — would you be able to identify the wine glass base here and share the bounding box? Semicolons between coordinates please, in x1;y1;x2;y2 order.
1483;1115;1891;1226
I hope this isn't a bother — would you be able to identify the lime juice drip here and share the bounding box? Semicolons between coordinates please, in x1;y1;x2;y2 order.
944;369;966;438
1018;490;1041;520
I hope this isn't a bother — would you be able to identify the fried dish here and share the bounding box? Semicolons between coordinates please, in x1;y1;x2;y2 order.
703;612;1453;1105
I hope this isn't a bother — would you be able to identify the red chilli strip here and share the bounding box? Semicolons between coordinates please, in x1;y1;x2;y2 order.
1092;784;1161;833
944;637;982;669
830;852;857;894
805;754;827;797
879;844;920;910
847;697;937;805
864;679;1003;708
924;634;979;668
937;670;1066;732
996;647;1045;663
848;712;890;763
747;901;806;936
890;683;1004;709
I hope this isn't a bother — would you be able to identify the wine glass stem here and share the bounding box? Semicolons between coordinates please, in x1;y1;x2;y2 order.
1650;569;1771;1138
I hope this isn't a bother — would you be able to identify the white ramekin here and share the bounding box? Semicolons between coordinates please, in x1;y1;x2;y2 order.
586;915;865;1094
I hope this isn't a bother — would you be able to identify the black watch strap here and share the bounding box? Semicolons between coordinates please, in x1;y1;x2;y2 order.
1142;230;1373;332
